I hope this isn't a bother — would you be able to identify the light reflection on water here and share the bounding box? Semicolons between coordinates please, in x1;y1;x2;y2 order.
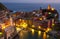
19;30;47;39
43;32;47;39
31;29;34;36
38;31;41;37
19;30;28;39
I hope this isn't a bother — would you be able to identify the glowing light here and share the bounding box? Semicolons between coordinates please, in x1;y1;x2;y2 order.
31;29;34;35
52;23;55;26
51;8;55;11
0;32;3;35
43;32;47;39
16;27;21;32
20;20;28;28
39;18;42;20
38;31;41;36
20;22;28;28
38;26;41;29
1;24;6;29
19;19;22;21
48;12;51;14
52;19;55;26
2;26;6;29
32;25;35;28
16;27;20;31
46;28;51;32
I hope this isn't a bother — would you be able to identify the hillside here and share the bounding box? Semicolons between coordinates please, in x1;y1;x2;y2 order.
0;3;7;10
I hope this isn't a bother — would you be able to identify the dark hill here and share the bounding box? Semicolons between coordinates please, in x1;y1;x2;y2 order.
0;3;7;10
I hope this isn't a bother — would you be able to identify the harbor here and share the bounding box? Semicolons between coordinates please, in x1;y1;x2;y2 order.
0;3;60;39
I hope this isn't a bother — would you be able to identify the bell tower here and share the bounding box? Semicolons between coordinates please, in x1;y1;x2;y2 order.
48;4;51;10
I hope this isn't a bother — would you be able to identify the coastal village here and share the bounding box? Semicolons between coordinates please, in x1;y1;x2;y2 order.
0;3;60;39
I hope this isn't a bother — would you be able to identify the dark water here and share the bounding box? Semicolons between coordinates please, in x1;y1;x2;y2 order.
13;30;55;39
3;3;60;19
17;30;43;39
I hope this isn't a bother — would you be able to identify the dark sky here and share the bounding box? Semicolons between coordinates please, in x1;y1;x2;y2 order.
0;0;60;3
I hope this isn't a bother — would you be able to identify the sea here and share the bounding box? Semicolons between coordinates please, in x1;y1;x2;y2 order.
3;3;60;19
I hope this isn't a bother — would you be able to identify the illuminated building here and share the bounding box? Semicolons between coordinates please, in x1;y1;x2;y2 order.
48;4;51;10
